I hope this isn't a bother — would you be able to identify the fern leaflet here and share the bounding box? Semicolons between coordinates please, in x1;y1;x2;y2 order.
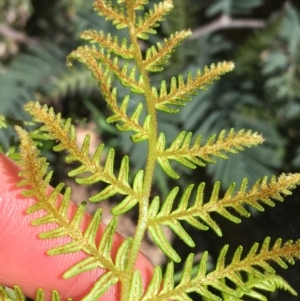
157;129;264;179
23;102;145;213
141;238;300;301
147;173;300;261
153;61;235;113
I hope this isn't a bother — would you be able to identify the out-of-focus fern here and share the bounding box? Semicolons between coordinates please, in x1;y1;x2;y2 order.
0;44;66;149
0;0;116;151
235;5;300;171
262;6;300;106
206;0;264;17
0;44;65;113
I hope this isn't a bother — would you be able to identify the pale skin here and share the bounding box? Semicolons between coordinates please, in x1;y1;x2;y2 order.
0;154;153;300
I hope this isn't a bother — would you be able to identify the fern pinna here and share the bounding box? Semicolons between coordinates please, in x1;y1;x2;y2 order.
2;0;300;300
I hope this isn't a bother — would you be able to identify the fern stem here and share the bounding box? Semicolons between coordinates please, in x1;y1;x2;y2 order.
121;3;159;300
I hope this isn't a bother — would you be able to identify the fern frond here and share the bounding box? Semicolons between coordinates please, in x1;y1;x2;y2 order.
207;173;300;229
80;30;134;59
214;173;300;221
143;30;192;72
93;0;128;29
154;61;235;113
135;0;174;40
9;1;300;300
15;126;124;299
51;67;98;99
67;48;112;100
222;273;297;301
148;186;205;262
143;238;300;301
67;46;144;94
78;243;133;301
23;102;142;213
147;173;300;261
106;93;150;142
82;271;119;301
141;266;164;301
157;129;264;179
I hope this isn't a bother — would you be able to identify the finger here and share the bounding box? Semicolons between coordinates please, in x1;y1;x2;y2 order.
0;154;153;300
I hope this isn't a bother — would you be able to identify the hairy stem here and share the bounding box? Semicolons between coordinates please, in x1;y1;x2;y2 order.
121;3;159;300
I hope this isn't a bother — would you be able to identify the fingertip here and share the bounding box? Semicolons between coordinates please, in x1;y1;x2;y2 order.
0;154;153;300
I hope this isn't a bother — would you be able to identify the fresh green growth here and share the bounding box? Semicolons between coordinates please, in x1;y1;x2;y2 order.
2;0;300;300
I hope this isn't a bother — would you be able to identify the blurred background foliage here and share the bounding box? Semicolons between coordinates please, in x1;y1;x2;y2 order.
1;0;300;299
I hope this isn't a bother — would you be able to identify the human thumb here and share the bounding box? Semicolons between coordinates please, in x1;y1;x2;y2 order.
0;154;153;300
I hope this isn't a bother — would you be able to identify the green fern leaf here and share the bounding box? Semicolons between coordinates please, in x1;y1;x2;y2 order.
154;61;235;113
148;171;300;259
114;102;144;133
161;261;175;294
141;266;163;300
80;30;134;59
157;129;264;178
144;30;191;72
202;173;300;231
81;272;119;301
131;115;151;142
50;291;62;301
178;253;194;286
11;286;26;301
115;238;132;270
135;0;174;39
68;47;144;94
109;195;137;215
89;184;121;202
55;217;119;277
222;273;297;301
106;93;149;141
148;238;300;301
8;1;300;300
148;224;181;262
98;216;117;260
93;0;128;29
15;126;121;293
51;67;98;100
129;270;143;300
148;186;198;260
143;253;219;301
23;102;141;207
64;257;102;279
35;289;44;301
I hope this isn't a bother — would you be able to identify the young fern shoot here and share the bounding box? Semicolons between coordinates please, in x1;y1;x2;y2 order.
4;0;300;300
